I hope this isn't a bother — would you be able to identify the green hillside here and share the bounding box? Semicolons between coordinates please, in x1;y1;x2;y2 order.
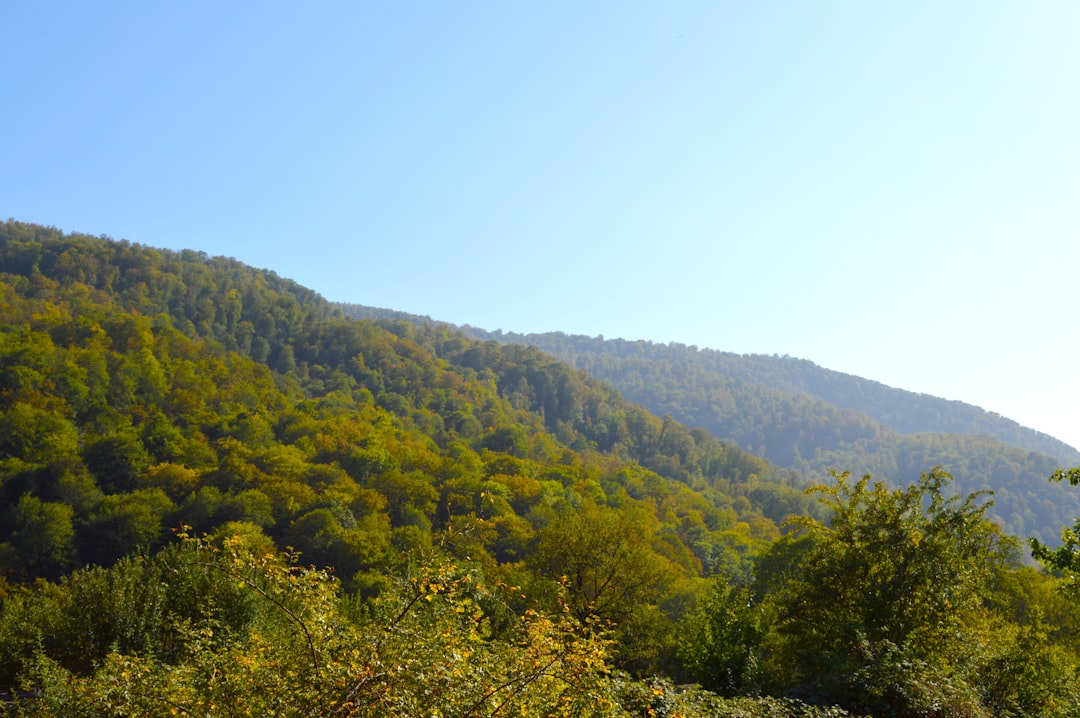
336;311;1080;547
0;221;793;702
473;332;1079;465
3;221;1080;716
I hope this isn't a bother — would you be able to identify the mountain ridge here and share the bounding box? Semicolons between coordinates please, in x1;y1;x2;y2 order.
339;303;1079;545
342;305;1079;464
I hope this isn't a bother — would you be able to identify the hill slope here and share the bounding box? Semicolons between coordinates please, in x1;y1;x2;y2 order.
0;220;812;672
506;334;1079;464
340;306;1079;545
5;223;1080;716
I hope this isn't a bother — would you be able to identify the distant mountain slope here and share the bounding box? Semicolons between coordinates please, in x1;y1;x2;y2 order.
339;305;1080;546
465;332;1080;467
709;350;1079;465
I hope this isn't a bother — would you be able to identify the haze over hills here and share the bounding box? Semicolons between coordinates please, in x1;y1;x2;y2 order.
341;304;1080;546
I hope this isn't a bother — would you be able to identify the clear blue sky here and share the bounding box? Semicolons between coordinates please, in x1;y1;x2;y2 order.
4;2;1079;451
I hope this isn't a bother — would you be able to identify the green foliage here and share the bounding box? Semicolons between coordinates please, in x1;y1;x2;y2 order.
529;501;684;672
780;469;1004;650
1032;467;1080;595
0;403;79;464
4;221;1080;715
0;531;875;718
610;675;863;718
6;494;75;579
678;577;763;696
82;430;152;493
0;537;258;682
421;324;1080;544
6;533;623;717
754;468;1080;716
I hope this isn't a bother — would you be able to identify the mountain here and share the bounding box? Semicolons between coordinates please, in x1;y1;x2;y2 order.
4;222;1080;715
339;306;1080;546
496;334;1079;464
0;219;811;675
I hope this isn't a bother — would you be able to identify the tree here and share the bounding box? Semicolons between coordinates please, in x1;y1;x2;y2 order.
678;577;763;696
7;532;622;717
1032;466;1080;595
79;489;175;566
0;404;79;465
7;493;76;579
761;468;1013;714
529;502;681;672
82;431;152;494
531;502;666;626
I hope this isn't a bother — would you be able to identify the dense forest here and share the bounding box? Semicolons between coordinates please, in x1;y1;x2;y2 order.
2;221;1080;716
463;332;1080;463
341;310;1080;547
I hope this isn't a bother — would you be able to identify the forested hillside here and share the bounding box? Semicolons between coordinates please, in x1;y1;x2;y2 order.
472;332;1080;464
338;310;1080;547
3;221;1080;716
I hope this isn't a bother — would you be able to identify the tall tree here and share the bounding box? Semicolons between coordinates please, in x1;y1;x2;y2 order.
1032;467;1080;594
760;468;1014;714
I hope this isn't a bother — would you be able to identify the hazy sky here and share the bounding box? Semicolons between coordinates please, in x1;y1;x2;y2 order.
4;2;1079;451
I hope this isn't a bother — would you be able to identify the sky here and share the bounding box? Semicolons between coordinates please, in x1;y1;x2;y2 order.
3;2;1079;451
